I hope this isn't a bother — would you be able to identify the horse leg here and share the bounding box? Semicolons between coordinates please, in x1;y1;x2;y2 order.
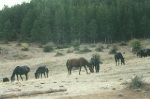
47;72;48;78
25;74;28;80
17;74;19;81
44;72;46;78
79;66;82;75
83;66;88;74
41;73;42;78
20;75;23;81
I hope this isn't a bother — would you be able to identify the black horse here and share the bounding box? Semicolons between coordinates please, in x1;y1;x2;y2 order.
90;57;100;73
11;66;30;82
35;66;49;79
137;49;150;58
66;57;94;75
114;52;125;66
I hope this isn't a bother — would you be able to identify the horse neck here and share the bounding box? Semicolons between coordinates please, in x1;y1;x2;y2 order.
11;70;16;78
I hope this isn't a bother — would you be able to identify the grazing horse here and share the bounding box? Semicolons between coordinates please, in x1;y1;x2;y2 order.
11;66;30;82
114;52;125;66
90;57;100;73
35;66;49;79
66;57;94;75
137;49;150;58
3;77;9;82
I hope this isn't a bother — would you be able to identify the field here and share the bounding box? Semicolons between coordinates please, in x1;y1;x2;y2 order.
0;40;150;99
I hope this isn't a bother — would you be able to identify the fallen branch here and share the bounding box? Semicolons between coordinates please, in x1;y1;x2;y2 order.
0;88;67;98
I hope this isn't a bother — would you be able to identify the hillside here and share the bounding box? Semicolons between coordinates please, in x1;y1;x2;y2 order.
0;40;150;99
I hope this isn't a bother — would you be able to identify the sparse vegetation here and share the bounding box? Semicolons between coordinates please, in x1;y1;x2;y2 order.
92;53;101;60
129;39;141;52
119;41;127;46
43;42;54;52
55;51;64;56
95;45;104;52
21;43;29;51
71;39;80;48
109;45;118;54
77;46;91;54
129;76;145;89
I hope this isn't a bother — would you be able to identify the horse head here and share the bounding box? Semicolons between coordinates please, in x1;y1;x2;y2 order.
35;72;39;79
88;63;94;73
11;76;15;82
121;57;125;65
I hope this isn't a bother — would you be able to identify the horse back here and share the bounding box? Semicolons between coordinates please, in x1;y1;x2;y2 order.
115;52;123;60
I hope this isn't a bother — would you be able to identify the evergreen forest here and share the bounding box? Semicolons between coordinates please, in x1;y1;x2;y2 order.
0;0;150;44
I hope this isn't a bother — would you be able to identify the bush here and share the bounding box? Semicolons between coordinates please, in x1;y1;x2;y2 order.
109;45;118;54
119;41;127;46
71;39;80;48
43;42;54;52
78;46;91;54
129;76;145;89
21;43;29;51
129;39;141;52
95;45;104;52
92;53;101;60
55;51;64;56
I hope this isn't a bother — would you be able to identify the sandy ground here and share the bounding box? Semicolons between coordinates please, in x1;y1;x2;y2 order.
0;41;150;99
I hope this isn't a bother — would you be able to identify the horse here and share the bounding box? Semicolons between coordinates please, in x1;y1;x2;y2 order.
90;57;100;73
11;66;30;82
114;52;125;66
35;66;49;79
137;49;150;58
66;57;94;75
3;77;9;82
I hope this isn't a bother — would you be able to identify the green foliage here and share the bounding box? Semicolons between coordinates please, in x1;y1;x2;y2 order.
55;51;64;56
43;42;54;52
129;76;145;89
129;39;141;52
77;46;91;54
92;53;101;60
0;0;150;43
71;39;80;48
56;44;70;49
21;43;29;51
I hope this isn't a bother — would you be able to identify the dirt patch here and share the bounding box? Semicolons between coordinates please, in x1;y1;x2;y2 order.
56;87;150;99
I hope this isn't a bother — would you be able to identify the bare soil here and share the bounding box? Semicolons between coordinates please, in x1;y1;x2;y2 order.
0;40;150;99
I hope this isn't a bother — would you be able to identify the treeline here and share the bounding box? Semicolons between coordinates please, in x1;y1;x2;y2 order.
0;0;150;44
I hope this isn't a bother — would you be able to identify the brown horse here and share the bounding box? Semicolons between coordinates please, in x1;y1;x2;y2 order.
66;57;94;75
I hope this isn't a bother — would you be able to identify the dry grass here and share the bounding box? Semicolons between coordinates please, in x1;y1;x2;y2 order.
0;40;150;99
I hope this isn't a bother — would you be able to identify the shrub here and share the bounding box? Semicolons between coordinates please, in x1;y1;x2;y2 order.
21;43;29;51
109;45;118;54
78;46;91;54
129;39;141;52
129;76;145;89
95;45;104;52
119;41;127;46
43;42;54;52
55;51;64;56
92;53;101;60
67;49;74;53
71;39;80;48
